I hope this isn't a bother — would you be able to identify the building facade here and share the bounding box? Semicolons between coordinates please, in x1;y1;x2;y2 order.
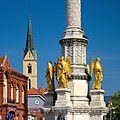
0;55;28;120
23;16;37;90
28;87;45;119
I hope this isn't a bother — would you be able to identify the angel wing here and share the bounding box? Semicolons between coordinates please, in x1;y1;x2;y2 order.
87;64;90;74
90;58;95;77
48;62;53;80
66;56;71;77
53;62;57;74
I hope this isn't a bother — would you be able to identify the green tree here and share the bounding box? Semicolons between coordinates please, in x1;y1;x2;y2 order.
106;91;120;120
111;90;120;120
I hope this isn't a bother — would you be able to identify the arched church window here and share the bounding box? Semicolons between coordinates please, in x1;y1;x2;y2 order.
16;84;19;103
22;115;25;120
22;86;25;104
16;114;19;120
29;79;31;89
28;63;32;74
11;82;13;100
3;74;7;103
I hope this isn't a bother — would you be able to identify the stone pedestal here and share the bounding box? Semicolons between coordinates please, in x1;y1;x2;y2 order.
52;88;72;120
43;91;55;108
90;89;106;108
54;88;72;108
69;79;89;107
42;91;56;120
89;89;107;120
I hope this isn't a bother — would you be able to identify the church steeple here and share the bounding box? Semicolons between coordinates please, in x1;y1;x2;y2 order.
26;15;34;50
23;13;37;90
24;14;36;60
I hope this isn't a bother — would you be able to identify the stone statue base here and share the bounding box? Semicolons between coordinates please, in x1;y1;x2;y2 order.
89;89;107;120
43;91;55;108
42;89;108;120
90;89;106;108
54;88;72;108
52;88;72;120
42;91;56;120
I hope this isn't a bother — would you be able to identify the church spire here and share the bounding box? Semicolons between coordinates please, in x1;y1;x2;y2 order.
23;11;37;90
24;13;36;59
25;13;34;51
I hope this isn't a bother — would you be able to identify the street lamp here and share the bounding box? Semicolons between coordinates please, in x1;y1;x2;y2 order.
108;101;115;120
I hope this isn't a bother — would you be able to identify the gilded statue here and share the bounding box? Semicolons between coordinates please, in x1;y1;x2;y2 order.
90;58;103;90
46;61;55;91
54;56;71;88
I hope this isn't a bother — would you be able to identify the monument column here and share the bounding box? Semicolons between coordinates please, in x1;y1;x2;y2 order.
66;0;81;27
60;0;89;109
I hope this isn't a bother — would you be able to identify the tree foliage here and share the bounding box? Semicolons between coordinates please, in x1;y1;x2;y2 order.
111;90;120;120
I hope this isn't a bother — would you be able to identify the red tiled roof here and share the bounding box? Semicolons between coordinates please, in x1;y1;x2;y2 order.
28;87;40;95
39;86;46;94
28;86;46;97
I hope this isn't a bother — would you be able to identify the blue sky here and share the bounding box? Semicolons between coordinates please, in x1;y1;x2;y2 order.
0;0;120;95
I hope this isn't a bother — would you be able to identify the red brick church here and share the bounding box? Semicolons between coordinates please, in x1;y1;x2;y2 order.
0;55;28;120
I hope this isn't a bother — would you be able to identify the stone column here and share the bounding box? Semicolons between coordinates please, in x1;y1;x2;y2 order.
66;0;81;27
59;1;90;120
60;0;89;109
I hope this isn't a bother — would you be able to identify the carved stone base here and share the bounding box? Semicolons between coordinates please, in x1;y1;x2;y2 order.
90;89;106;108
69;79;89;107
43;91;55;108
54;88;72;108
89;89;107;120
41;107;55;120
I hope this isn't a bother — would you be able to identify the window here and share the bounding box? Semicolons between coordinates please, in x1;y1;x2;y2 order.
29;79;31;89
35;100;39;105
16;84;19;103
28;63;32;73
22;86;25;104
22;116;25;120
3;74;7;103
11;82;13;100
16;115;19;120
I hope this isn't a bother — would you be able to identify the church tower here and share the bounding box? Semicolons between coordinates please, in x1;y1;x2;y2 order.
23;15;37;90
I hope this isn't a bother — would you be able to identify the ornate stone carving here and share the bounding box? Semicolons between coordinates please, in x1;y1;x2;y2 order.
67;44;73;63
82;44;86;64
71;67;85;74
61;40;87;67
74;43;82;64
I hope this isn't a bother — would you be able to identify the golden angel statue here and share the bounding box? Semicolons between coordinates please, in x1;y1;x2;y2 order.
46;61;55;91
90;58;103;90
54;56;71;88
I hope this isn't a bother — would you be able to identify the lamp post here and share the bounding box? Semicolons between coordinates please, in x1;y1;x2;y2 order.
108;101;115;120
